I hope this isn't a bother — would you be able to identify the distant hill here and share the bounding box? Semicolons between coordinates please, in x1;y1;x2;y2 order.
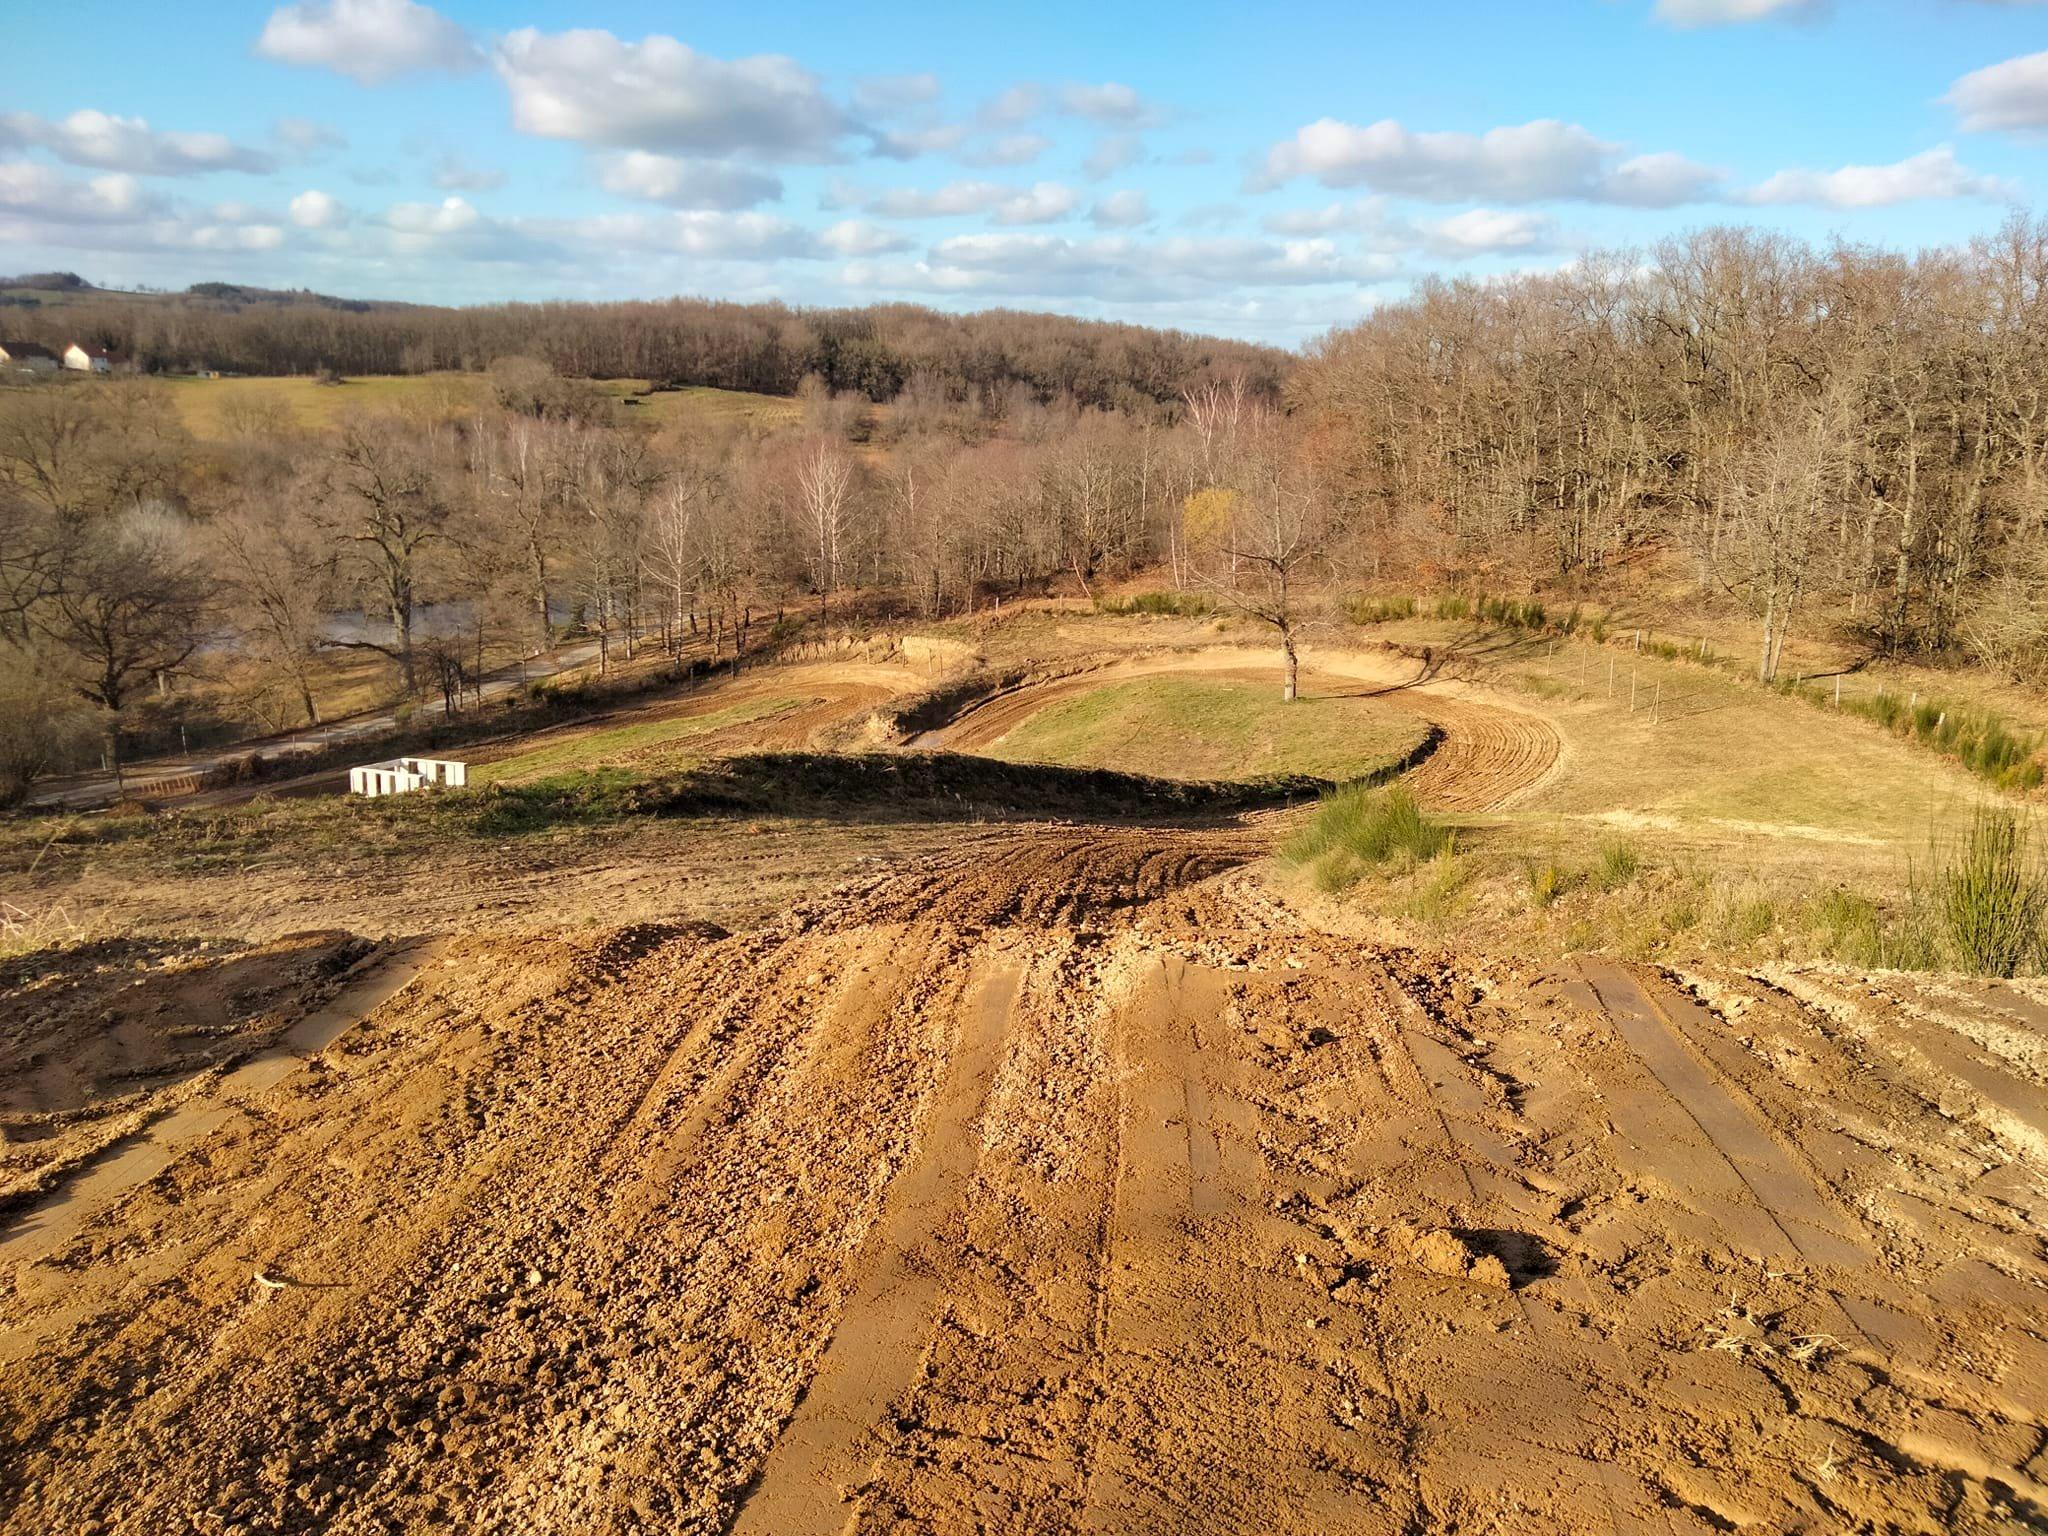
0;281;1292;409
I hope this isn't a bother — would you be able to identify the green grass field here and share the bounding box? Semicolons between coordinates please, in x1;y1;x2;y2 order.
158;373;802;439
474;695;811;785
988;677;1430;784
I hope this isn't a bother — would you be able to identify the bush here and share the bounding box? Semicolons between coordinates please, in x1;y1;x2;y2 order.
1283;783;1452;891
1942;806;2046;977
1345;594;1416;625
1432;595;1471;621
1096;591;1212;617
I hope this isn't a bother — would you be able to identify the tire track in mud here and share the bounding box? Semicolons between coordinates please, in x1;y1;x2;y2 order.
731;958;1022;1535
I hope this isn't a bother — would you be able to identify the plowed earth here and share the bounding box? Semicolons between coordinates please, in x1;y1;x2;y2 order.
3;648;2044;1535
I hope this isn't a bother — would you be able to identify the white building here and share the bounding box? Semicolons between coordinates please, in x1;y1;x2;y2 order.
0;341;59;374
62;343;113;373
348;757;468;797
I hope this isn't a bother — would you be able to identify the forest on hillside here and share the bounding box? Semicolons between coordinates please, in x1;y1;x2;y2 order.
0;284;1291;412
4;214;2048;799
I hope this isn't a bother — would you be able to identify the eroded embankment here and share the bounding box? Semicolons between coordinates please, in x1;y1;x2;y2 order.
3;828;2044;1535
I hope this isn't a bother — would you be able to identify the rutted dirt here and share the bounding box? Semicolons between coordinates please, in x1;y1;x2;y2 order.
3;825;2044;1534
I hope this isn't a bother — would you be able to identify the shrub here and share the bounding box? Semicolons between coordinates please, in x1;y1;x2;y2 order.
1283;783;1452;891
1432;595;1471;621
1345;594;1416;625
1096;591;1211;617
1941;805;2045;977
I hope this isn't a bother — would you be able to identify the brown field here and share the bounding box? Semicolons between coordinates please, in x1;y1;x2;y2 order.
3;618;2045;1535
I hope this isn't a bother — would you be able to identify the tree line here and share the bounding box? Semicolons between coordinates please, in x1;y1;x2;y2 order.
1294;213;2048;682
1;287;1289;413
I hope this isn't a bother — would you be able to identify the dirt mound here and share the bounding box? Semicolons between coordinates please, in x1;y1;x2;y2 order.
4;831;2044;1534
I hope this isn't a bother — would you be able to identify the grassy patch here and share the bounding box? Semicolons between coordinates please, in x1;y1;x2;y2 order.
990;677;1430;784
1345;594;1417;625
1283;784;1452;893
473;695;811;784
1095;591;1213;617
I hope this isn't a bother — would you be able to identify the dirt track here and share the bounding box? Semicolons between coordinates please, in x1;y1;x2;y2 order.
917;645;1563;812
3;644;2045;1533
5;815;2047;1533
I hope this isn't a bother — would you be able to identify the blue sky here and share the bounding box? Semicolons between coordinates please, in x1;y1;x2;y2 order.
4;0;2047;344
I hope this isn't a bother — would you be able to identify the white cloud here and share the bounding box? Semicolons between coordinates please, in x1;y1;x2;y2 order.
273;116;348;158
561;209;821;259
433;153;505;192
1423;208;1556;254
256;0;479;85
289;188;347;227
821;218;911;256
596;151;782;210
978;85;1043;126
1091;190;1152;228
1743;146;2009;206
1654;0;1824;25
495;28;848;159
1948;50;2048;133
1060;82;1155;124
872;123;971;159
0;110;275;175
0;161;160;223
1085;133;1142;180
964;134;1051;168
387;194;481;237
853;73;941;114
1253;116;1725;205
857;178;1076;223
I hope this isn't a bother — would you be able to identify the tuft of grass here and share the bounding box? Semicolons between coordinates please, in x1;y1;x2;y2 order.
1526;859;1576;908
1941;805;2046;978
1398;848;1471;927
1593;837;1641;892
1283;783;1452;892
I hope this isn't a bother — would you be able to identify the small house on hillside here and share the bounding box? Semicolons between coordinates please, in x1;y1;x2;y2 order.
0;340;59;374
62;342;115;373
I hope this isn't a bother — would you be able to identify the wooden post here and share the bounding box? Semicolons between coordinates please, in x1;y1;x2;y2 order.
1630;668;1638;712
1608;656;1615;698
1835;675;1842;709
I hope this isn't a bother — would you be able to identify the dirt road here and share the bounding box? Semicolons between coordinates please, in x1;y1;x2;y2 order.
4;814;2045;1533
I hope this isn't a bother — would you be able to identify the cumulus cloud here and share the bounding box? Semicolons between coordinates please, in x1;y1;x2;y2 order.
1423;208;1557;254
1059;82;1155;124
845;230;1399;303
1252;116;1725;205
1743;146;2010;206
1654;0;1824;24
273;116;348;159
1948;50;2048;133
595;151;782;210
853;73;942;114
433;152;505;192
1090;190;1152;228
857;178;1077;223
559;209;822;260
0;110;275;176
1084;133;1142;180
871;123;971;159
256;0;479;85
495;28;848;159
978;85;1043;126
0;161;161;223
1261;197;1555;257
289;188;347;227
820;218;912;256
964;134;1051;168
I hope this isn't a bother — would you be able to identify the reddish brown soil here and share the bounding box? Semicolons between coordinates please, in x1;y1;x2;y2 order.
3;825;2045;1533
